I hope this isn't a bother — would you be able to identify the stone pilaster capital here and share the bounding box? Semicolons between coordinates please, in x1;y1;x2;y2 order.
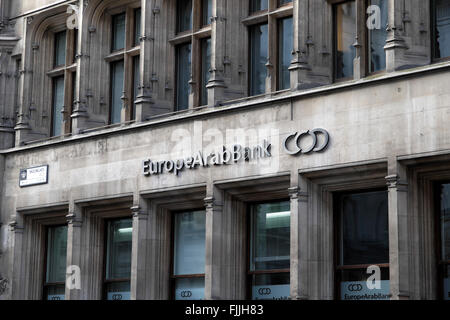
66;212;83;227
131;205;148;219
8;220;23;233
385;174;408;191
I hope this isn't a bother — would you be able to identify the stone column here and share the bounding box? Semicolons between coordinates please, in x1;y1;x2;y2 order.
130;202;149;300
386;160;410;300
206;0;227;106
134;0;156;121
289;0;311;90
8;217;24;299
65;203;83;300
204;187;224;300
289;173;309;300
385;0;407;72
71;0;90;134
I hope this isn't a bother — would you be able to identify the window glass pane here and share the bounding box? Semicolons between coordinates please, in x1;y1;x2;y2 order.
73;29;78;64
251;273;290;300
46;285;65;301
46;225;68;283
105;218;132;280
106;282;131;300
340;191;389;266
132;56;140;120
434;0;450;59
440;183;450;261
174;277;205;300
250;24;268;96
202;0;212;26
278;0;292;6
339;268;390;300
112;13;126;51
250;0;268;14
110;60;124;124
368;0;387;72
173;210;206;275
250;201;290;271
335;1;356;79
278;17;293;90
201;38;211;106
54;31;66;67
177;0;193;33
443;265;450;300
52;76;65;137
176;43;192;111
134;8;141;47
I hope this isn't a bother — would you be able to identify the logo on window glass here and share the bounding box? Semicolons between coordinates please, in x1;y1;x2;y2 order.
257;288;272;295
180;291;193;298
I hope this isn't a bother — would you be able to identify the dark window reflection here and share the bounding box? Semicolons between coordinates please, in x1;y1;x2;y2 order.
434;0;450;59
250;201;290;270
176;43;192;110
45;225;67;300
202;0;212;26
339;191;389;266
201;38;211;106
439;183;450;300
334;1;356;79
368;0;388;72
112;13;126;51
250;24;268;96
250;0;268;14
278;17;293;90
177;0;193;33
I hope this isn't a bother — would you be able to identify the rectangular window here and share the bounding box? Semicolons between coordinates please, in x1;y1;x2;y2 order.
368;0;387;73
250;0;268;14
177;0;193;33
51;76;65;137
112;13;126;52
202;0;213;26
201;38;211;106
433;0;450;60
438;183;450;300
334;1;356;80
110;60;124;124
176;43;192;111
249;24;268;96
335;190;390;300
278;17;293;90
132;55;140;120
249;201;290;300
44;225;67;300
54;31;67;67
134;8;141;47
172;210;206;300
104;218;132;300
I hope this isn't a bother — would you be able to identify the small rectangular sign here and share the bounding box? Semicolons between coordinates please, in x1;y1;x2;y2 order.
19;165;48;187
444;278;450;300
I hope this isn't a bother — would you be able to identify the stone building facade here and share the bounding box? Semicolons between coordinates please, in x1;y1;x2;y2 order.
0;0;449;300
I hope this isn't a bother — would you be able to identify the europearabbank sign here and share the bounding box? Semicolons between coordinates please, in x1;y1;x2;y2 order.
142;128;330;177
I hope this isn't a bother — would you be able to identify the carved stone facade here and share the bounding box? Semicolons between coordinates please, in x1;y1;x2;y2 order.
0;0;449;300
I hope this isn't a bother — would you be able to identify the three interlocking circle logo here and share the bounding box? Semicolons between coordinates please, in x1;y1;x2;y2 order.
283;129;330;155
180;291;192;298
347;284;363;292
112;294;123;300
257;288;272;295
51;296;61;300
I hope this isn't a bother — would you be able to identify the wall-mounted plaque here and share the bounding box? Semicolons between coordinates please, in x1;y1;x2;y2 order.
19;165;49;187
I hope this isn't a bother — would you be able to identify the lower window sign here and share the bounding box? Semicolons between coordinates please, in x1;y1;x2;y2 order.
340;280;390;300
252;283;290;300
107;291;131;301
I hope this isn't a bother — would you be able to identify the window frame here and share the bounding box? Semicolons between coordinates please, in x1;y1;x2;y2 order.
42;223;68;301
101;217;133;301
169;208;207;300
434;180;450;300
105;5;141;125
431;0;450;63
245;0;294;96
47;28;77;137
245;198;291;300
333;187;390;300
172;0;212;110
